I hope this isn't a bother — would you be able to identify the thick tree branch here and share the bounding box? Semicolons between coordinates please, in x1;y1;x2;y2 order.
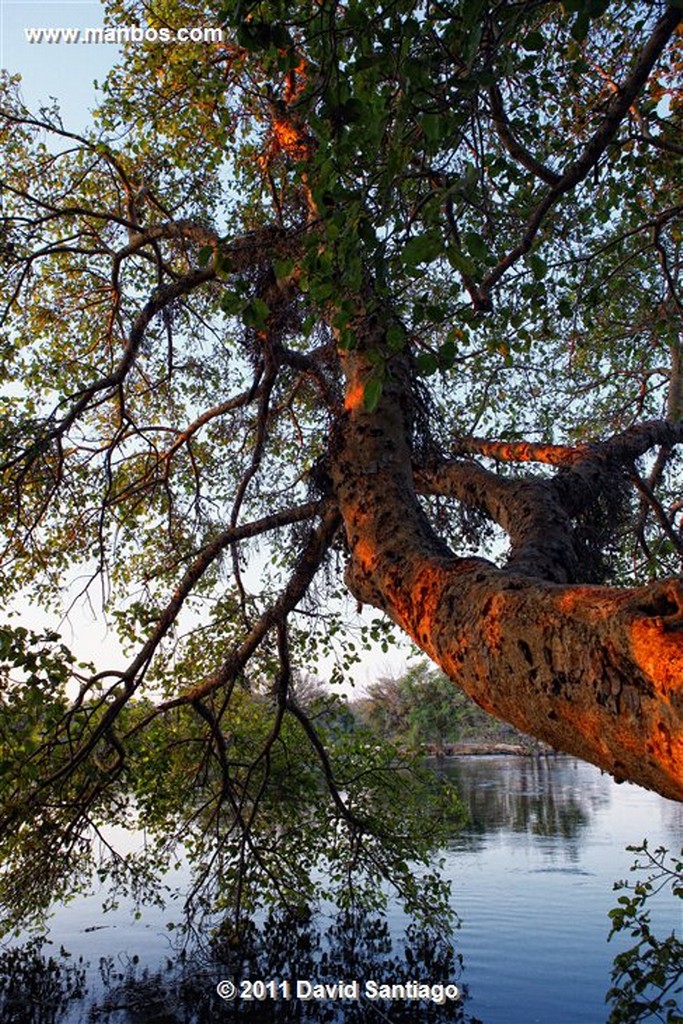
552;420;683;520
416;459;579;583
333;330;683;801
449;437;589;465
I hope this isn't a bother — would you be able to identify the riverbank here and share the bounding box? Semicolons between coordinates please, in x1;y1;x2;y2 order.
424;741;557;757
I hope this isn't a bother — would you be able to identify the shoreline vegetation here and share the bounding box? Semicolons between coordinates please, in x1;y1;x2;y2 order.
346;661;550;759
423;741;557;758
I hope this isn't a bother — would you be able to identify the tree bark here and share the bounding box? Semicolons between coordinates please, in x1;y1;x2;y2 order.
331;342;683;803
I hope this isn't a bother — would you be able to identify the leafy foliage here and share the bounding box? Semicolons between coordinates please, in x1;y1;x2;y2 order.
0;624;464;937
0;0;682;935
355;661;527;753
606;841;683;1024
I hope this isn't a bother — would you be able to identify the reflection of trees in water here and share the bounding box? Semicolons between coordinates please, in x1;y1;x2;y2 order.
442;757;611;850
0;937;87;1024
659;798;683;838
0;909;480;1024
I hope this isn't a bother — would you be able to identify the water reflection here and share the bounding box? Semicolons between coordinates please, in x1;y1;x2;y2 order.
3;758;679;1024
440;756;611;852
0;937;87;1024
1;908;479;1024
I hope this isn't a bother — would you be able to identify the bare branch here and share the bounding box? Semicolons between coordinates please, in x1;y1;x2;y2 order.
447;437;590;465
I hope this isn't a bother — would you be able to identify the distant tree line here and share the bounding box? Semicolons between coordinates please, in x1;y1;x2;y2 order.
298;662;531;756
354;663;533;754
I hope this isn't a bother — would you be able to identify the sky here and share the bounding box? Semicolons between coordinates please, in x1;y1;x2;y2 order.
1;1;117;126
0;1;414;688
1;1;124;670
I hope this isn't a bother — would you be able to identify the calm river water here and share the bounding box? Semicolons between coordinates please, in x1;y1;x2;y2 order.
2;755;682;1023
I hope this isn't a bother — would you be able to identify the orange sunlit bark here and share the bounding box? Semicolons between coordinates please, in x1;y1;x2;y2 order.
331;342;683;802
461;438;590;464
631;615;683;689
283;57;309;105
343;380;366;412
272;117;313;161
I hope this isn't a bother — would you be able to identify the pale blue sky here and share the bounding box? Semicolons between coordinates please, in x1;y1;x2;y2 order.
1;0;413;687
1;0;116;127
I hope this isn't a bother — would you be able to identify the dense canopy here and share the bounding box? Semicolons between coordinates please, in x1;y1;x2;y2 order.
0;0;682;930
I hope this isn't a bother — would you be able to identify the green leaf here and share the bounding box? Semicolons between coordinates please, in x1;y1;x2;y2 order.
464;231;490;261
310;280;334;302
386;324;406;351
366;347;384;366
197;245;213;267
522;31;545;52
363;377;383;412
461;0;486;29
215;253;234;276
438;340;457;368
337;327;356;350
273;257;294;280
570;12;590;42
236;21;272;51
220;291;245;316
339;98;365;125
401;231;443;268
421;114;442;142
529;254;547;280
415;352;439;375
446;248;476;276
242;298;270;330
270;23;293;50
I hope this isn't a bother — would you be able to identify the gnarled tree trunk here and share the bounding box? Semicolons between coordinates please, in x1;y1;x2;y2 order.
331;338;683;802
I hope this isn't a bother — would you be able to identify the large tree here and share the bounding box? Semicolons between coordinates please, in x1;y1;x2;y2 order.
1;0;682;923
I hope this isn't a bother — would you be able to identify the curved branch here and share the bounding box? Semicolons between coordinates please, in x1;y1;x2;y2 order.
488;83;561;186
635;130;683;157
449;437;589;465
416;458;579;583
553;419;683;519
448;420;681;474
630;465;683;560
333;330;683;801
161;387;266;463
160;504;341;708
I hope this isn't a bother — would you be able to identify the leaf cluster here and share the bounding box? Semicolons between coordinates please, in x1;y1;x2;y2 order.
606;840;683;1024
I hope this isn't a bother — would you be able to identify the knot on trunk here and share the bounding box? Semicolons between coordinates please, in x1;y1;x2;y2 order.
344;555;386;610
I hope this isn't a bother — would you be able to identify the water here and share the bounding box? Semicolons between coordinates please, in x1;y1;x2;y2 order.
1;756;681;1023
430;756;683;1024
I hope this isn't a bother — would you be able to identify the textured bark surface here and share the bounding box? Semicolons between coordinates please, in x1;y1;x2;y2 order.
332;345;683;802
